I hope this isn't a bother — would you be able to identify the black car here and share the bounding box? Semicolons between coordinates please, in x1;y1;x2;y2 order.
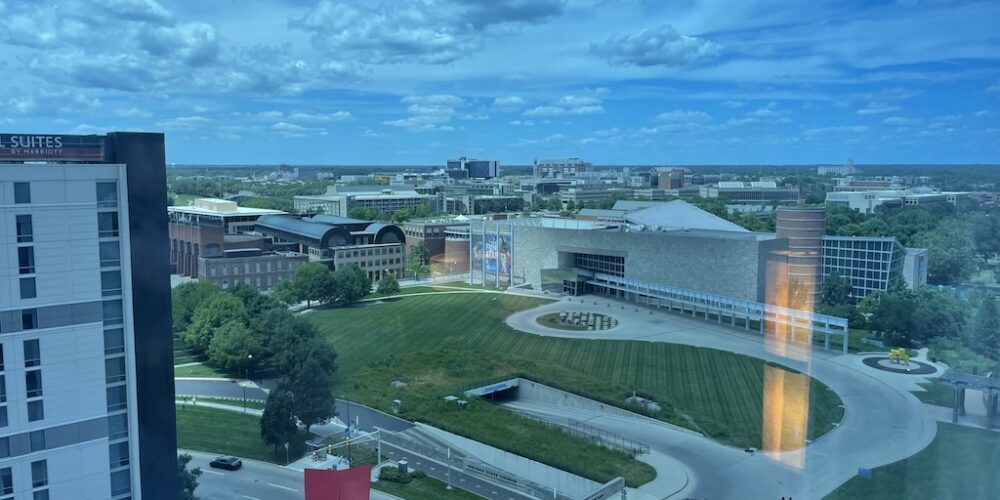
209;456;243;471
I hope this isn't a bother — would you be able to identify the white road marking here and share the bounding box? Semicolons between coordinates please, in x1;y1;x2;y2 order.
242;496;263;500
202;470;224;476
267;483;299;492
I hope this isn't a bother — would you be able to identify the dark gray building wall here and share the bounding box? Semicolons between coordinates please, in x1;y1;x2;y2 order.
513;226;782;302
106;132;179;500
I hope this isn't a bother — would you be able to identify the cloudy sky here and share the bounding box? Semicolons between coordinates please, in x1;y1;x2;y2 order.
1;0;999;165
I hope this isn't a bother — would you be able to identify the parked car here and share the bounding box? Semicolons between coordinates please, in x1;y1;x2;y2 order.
209;456;242;471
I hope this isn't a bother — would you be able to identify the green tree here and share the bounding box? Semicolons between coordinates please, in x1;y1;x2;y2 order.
545;197;562;211
333;264;371;303
260;385;299;454
207;320;262;374
172;281;221;332
911;221;977;285
184;293;247;354
275;262;336;307
178;453;202;500
865;289;916;347
406;241;430;279
910;287;968;345
821;272;854;306
286;340;338;433
390;208;413;223
413;203;433;218
969;296;1000;359
377;273;401;297
347;207;380;220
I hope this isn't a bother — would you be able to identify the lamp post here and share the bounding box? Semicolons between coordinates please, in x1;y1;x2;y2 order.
243;354;253;412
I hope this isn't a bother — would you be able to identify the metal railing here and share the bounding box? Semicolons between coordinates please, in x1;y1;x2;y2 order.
506;408;650;457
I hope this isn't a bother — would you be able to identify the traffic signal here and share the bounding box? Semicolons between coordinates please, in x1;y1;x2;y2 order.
326;444;333;454
311;451;319;461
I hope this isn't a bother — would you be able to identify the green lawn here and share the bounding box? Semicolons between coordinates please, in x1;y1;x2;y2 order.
912;382;956;407
375;477;482;500
307;293;844;483
176;405;309;465
174;362;229;378
171;193;201;206
825;422;1000;500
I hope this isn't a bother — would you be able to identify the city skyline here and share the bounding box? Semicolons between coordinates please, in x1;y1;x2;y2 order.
2;0;999;164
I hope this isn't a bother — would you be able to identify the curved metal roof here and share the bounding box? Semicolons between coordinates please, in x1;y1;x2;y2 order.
367;223;405;243
256;215;352;247
311;214;368;225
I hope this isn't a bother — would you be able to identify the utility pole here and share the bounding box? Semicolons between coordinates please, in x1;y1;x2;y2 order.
446;447;452;490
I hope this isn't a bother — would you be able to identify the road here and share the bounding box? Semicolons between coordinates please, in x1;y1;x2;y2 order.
186;449;405;500
178;383;529;500
506;297;939;500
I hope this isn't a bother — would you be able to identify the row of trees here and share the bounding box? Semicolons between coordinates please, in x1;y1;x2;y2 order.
345;203;435;223
273;262;372;308
172;281;340;450
820;272;1000;372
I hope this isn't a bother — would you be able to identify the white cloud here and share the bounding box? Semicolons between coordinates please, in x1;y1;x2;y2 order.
493;96;527;109
988;83;1000;93
973;110;993;117
747;101;790;118
882;116;921;125
287;111;351;122
157;115;212;130
460;113;490;120
384;94;465;131
591;25;722;67
524;94;604;116
721;100;744;109
857;102;902;115
509;120;534;126
115;107;152;118
655;110;712;123
271;122;327;137
802;125;869;136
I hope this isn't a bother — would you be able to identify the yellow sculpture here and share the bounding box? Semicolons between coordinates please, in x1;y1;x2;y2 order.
888;348;910;366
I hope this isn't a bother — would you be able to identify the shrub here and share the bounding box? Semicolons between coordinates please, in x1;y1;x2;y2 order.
411;470;427;479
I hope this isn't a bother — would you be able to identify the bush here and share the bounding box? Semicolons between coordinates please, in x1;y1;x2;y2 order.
410;470;427;479
379;467;413;484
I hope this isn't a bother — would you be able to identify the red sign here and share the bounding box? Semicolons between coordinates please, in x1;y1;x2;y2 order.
305;466;371;500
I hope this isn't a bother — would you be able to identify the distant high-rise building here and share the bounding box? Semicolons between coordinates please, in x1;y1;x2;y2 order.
533;158;592;178
446;157;499;179
0;132;177;499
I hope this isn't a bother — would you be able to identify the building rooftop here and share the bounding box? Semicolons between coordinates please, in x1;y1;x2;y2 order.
168;197;286;217
611;200;668;211
623;200;750;233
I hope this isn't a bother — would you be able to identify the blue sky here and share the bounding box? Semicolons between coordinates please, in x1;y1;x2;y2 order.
1;0;998;165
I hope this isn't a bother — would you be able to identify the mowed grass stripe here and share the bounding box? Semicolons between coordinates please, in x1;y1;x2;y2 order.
307;293;843;449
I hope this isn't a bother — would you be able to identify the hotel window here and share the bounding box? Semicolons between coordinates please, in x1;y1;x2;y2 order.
24;339;40;367
109;441;130;468
16;215;32;242
104;328;125;355
96;182;118;208
29;430;44;452
31;460;46;488
20;278;36;300
110;469;131;496
0;376;5;403
103;300;124;325
107;386;127;411
0;467;12;495
0;438;7;458
100;242;121;267
25;370;43;398
18;247;35;274
108;413;129;440
102;271;122;297
98;212;120;237
14;182;30;204
22;309;37;330
105;357;126;384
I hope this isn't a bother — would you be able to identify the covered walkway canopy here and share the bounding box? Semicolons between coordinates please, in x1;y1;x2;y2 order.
939;371;1000;426
586;272;850;353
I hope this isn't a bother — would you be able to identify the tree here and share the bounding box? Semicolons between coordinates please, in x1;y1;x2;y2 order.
911;221;977;285
172;281;221;332
178;453;202;500
286;340;338;433
545;197;562;211
207;320;262;373
377;273;401;297
865;288;917;347
347;207;380;220
390;208;413;223
184;293;247;354
413;204;433;218
821;272;854;306
334;264;372;303
275;262;336;307
260;385;299;454
406;241;430;279
909;287;967;345
969;296;1000;359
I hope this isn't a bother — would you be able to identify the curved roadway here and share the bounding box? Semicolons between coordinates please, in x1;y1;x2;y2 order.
506;297;939;500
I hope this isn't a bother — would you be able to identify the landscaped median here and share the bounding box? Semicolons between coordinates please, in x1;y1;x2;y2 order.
306;292;846;487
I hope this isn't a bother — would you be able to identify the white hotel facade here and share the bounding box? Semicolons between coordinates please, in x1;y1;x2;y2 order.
0;133;177;499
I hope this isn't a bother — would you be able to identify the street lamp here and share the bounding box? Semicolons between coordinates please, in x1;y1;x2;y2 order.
243;354;253;412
